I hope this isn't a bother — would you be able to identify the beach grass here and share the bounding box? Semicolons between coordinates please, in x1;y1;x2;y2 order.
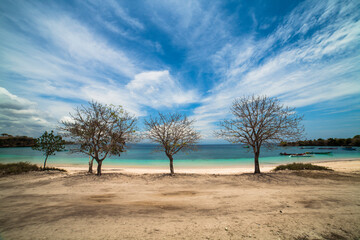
0;161;39;174
274;162;333;171
0;161;66;175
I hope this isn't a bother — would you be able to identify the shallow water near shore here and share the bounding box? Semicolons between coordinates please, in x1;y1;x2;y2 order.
0;144;359;167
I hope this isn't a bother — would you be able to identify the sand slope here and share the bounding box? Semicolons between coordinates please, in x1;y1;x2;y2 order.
0;169;360;239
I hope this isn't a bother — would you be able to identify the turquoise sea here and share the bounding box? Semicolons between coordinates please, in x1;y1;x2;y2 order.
0;144;359;167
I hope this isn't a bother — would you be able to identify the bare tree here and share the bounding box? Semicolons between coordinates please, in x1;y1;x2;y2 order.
216;95;304;174
62;101;138;176
144;113;201;175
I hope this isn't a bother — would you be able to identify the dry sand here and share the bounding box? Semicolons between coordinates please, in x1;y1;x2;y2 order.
0;160;360;239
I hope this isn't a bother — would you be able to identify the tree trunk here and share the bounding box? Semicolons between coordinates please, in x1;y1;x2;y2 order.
97;160;103;176
43;155;49;169
167;154;174;175
88;156;94;173
254;151;261;174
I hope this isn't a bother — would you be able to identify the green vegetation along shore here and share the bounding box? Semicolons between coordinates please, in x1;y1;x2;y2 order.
0;134;36;147
280;135;360;147
0;134;73;148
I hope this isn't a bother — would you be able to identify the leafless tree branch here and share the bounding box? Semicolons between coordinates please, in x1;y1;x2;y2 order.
144;112;201;175
61;101;138;175
216;95;304;173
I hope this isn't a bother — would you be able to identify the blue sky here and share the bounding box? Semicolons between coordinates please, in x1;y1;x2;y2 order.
0;0;359;142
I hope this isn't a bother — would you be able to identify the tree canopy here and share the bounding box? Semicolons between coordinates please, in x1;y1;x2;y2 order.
32;130;66;168
144;112;201;175
62;101;138;175
217;95;304;173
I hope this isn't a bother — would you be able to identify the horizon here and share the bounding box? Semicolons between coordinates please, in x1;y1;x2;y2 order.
1;134;359;146
1;0;359;143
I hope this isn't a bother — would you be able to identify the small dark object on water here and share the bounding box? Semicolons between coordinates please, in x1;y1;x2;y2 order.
280;152;305;156
343;147;356;151
305;152;332;155
289;154;312;157
280;152;308;156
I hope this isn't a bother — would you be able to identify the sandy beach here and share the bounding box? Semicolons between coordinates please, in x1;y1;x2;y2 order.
0;159;359;239
53;158;360;175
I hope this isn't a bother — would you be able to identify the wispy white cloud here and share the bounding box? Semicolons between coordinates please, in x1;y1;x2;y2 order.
192;0;360;139
145;0;232;66
0;87;50;136
126;70;199;109
0;1;201;135
106;0;144;30
40;16;138;78
81;0;145;40
0;87;35;110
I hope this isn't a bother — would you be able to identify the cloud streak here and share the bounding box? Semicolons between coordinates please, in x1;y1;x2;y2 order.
0;88;50;136
0;0;199;136
191;0;360;139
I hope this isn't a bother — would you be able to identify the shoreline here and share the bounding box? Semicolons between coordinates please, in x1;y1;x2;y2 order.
49;158;360;174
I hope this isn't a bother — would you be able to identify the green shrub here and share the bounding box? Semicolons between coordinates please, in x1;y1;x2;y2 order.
0;162;39;174
274;162;333;171
0;162;66;175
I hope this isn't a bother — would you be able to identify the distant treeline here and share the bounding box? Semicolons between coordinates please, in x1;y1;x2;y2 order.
280;135;360;147
0;134;73;148
0;134;36;148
